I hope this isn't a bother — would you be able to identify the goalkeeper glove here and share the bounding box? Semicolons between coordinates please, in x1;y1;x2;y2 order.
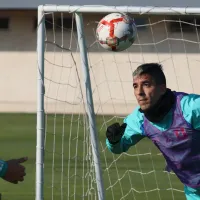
106;123;127;144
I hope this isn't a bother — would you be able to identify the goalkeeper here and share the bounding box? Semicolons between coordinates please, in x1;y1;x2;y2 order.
106;63;200;200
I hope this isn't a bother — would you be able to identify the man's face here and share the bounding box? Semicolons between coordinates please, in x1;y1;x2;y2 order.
133;74;166;111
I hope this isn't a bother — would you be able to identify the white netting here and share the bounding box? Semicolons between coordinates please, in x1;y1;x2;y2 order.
40;8;200;200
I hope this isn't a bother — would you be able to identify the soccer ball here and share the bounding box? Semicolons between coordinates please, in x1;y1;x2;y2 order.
96;13;136;52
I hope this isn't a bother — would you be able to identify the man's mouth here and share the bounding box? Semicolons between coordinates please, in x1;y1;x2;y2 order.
139;99;147;102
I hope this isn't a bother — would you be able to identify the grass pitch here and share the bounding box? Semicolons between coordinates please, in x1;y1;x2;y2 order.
0;113;185;200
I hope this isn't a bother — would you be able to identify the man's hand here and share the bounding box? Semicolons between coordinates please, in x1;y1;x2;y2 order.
3;157;28;184
106;123;127;144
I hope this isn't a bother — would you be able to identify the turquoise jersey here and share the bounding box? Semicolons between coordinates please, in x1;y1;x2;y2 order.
106;93;200;154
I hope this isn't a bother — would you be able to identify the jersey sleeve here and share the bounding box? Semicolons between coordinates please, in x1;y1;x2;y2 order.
106;107;145;154
181;94;200;130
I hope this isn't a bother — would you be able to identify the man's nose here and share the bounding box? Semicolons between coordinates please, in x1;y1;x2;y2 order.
137;86;145;96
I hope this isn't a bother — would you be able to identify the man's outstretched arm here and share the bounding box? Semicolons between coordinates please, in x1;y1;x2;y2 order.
106;122;145;154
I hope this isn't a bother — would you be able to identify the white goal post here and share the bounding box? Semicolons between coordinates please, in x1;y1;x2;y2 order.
37;5;200;200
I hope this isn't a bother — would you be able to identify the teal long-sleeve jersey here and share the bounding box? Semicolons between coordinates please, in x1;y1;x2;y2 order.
106;93;200;154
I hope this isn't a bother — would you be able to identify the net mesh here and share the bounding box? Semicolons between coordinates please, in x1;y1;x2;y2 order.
41;10;200;200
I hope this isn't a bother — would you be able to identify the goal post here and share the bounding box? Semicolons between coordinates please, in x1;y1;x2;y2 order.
37;6;105;200
37;5;200;200
74;12;105;200
36;5;45;200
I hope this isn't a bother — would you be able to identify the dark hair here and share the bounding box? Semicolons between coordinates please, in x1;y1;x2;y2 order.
132;63;166;85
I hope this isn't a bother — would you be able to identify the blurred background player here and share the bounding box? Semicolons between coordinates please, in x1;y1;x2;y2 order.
0;157;27;184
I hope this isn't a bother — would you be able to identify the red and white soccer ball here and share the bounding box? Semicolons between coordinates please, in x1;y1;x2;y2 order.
96;13;137;52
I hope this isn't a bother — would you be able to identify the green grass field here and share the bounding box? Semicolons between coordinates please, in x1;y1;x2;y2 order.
0;113;185;200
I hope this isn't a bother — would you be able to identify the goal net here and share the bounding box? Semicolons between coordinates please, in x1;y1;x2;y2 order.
36;5;200;200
